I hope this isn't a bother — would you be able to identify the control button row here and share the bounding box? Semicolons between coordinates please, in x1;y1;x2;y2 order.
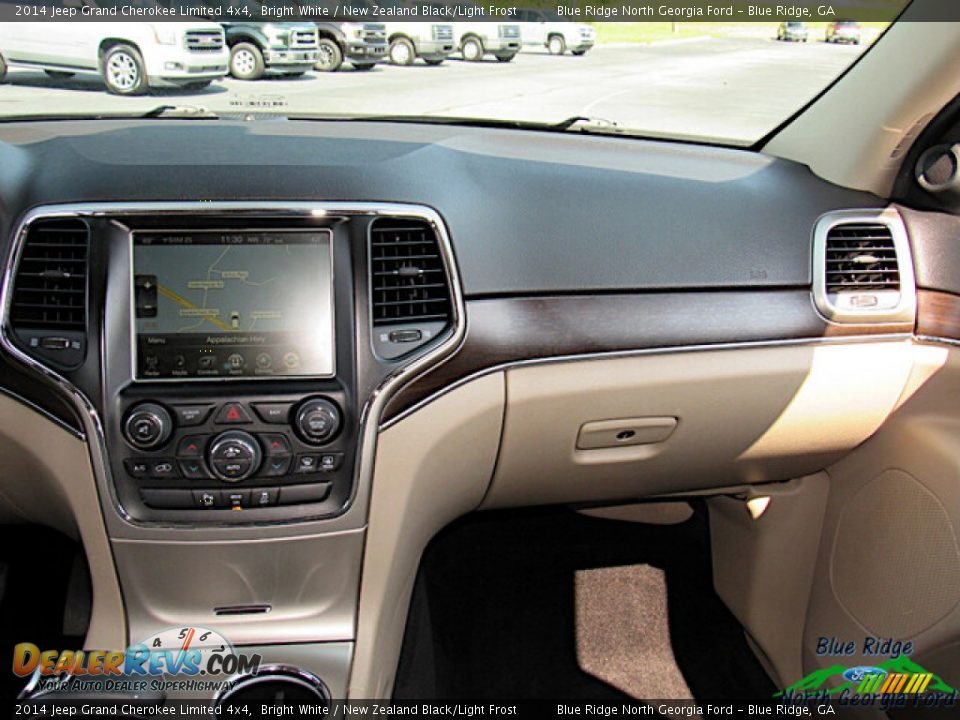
213;402;297;426
126;453;343;480
141;483;331;510
124;458;176;479
295;453;343;473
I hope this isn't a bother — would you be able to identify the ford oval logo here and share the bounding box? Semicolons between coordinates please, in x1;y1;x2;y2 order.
844;666;887;682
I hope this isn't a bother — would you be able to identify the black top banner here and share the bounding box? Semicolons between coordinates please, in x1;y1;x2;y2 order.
1;0;956;23
8;698;960;717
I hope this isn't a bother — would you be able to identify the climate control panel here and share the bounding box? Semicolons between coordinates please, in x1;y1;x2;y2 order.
112;393;353;522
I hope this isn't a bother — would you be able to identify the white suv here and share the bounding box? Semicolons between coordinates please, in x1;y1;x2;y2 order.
0;18;228;95
516;8;596;56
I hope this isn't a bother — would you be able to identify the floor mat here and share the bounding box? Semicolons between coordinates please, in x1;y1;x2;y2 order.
394;504;777;701
0;526;86;702
575;564;695;700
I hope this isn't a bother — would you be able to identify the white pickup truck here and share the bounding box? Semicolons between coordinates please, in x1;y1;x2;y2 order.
0;13;228;95
383;22;456;66
420;2;521;62
516;8;596;56
451;21;522;62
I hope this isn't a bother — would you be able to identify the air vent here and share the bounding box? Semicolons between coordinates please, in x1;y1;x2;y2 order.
8;218;89;366
813;210;915;324
825;223;899;293
369;218;453;359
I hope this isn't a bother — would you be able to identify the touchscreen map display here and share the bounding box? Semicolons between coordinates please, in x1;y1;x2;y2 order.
132;230;334;379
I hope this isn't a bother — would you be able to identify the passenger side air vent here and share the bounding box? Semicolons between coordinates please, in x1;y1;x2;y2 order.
8;218;89;367
813;210;915;324
369;218;453;359
825;223;899;293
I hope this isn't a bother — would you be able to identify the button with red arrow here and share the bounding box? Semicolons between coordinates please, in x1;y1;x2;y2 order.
259;433;292;457
215;403;252;424
176;435;207;458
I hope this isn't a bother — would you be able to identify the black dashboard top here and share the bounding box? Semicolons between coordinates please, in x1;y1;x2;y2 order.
0;119;884;297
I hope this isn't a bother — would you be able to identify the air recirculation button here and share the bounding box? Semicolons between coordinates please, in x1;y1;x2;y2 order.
207;430;262;483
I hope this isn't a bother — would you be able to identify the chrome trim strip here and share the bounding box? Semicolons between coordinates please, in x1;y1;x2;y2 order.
811;207;917;325
379;332;916;430
917;334;960;349
0;385;85;440
214;664;330;706
0;201;466;533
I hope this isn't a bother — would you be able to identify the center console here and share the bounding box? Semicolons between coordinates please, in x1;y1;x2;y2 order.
109;225;354;522
1;200;463;695
4;202;461;528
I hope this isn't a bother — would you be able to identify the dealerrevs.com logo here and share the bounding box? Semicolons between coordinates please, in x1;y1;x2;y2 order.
13;626;261;687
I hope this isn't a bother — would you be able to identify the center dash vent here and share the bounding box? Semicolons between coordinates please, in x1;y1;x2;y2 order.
8;218;89;367
369;218;453;359
825;223;899;293
813;210;915;325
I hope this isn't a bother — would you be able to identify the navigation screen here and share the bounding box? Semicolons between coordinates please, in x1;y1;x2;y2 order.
132;230;334;379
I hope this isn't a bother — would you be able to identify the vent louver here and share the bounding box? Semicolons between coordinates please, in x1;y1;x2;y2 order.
7;218;89;368
11;219;89;330
825;223;900;294
370;218;452;327
813;210;915;325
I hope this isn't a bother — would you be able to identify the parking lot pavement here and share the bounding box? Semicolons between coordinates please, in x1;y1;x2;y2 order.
0;38;864;144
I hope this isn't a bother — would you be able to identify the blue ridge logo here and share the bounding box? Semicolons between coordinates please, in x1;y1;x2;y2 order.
843;666;887;683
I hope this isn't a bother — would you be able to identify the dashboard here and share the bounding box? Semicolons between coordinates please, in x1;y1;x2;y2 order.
1;118;959;700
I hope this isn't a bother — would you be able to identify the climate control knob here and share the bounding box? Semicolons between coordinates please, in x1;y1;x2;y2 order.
207;430;262;483
294;398;342;446
123;403;173;450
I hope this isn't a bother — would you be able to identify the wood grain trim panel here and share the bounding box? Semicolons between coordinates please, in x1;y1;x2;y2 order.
918;289;960;341
382;290;911;422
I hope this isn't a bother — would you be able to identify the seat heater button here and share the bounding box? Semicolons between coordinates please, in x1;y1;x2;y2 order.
250;488;279;507
319;453;343;471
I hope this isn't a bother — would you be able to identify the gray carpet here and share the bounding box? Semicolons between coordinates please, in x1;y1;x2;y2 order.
575;564;696;702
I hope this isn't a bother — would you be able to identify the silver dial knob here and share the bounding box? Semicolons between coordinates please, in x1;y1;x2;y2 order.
207;430;262;483
123;403;173;450
295;398;342;446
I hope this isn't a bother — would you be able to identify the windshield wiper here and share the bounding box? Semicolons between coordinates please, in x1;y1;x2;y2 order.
140;105;218;119
288;113;537;130
549;116;623;133
290;112;628;136
0;105;220;123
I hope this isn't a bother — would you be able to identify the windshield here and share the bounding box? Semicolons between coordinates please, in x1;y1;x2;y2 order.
0;1;906;146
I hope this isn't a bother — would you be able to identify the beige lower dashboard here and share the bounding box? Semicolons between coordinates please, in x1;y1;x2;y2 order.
0;338;944;699
350;337;940;698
